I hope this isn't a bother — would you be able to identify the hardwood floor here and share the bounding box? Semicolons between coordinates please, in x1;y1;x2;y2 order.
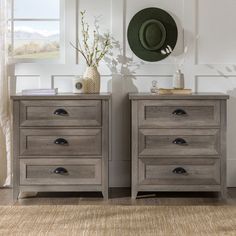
1;188;236;206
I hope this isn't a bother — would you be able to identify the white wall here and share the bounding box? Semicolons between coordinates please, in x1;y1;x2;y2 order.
10;0;236;187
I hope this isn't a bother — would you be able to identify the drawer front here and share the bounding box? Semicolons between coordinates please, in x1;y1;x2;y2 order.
20;100;102;127
20;129;102;156
20;159;102;185
139;158;220;186
138;100;220;127
139;129;220;156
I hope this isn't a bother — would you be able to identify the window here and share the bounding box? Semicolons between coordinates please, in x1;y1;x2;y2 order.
8;0;62;60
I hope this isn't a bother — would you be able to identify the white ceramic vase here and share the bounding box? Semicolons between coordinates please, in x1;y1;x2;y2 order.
83;66;101;94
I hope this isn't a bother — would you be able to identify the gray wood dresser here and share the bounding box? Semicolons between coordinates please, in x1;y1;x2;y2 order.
11;93;111;201
129;93;229;199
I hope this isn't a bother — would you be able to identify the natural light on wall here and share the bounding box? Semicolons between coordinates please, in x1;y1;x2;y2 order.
8;0;60;59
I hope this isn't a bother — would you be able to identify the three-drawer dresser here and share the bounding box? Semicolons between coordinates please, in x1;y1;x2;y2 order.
11;93;111;201
129;93;229;199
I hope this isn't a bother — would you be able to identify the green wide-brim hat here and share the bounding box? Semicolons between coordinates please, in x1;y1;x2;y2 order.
127;7;178;62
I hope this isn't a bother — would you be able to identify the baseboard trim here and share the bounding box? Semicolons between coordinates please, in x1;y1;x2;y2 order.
109;161;131;187
227;159;236;187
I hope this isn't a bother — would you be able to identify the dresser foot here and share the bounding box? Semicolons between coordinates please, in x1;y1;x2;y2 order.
19;192;38;199
13;189;19;203
102;190;109;200
218;190;227;201
131;190;138;199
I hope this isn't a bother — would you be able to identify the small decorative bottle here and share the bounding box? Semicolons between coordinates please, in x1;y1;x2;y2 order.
173;69;185;89
150;80;159;94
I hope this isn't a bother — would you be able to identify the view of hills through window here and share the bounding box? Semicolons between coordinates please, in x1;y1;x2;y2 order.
9;0;60;59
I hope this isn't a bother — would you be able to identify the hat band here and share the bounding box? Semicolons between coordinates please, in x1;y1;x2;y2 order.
139;19;166;51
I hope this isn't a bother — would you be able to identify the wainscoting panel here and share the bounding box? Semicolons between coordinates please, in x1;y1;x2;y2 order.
197;0;236;64
52;76;74;93
15;76;41;93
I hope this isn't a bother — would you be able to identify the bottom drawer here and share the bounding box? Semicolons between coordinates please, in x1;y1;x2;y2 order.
20;159;102;185
139;158;220;186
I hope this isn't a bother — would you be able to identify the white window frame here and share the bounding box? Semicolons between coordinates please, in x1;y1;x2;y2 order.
8;0;65;64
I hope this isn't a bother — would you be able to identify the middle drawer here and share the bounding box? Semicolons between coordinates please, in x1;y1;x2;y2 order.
139;128;220;157
20;129;102;157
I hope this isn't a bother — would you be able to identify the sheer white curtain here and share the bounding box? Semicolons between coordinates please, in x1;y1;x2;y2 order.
0;0;11;186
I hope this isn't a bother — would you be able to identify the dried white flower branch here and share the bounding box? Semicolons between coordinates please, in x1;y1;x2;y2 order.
70;11;112;67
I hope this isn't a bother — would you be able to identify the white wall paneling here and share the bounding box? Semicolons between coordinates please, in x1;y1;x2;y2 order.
197;0;236;64
52;76;74;93
193;0;236;187
64;0;77;64
109;0;130;186
10;0;236;187
15;76;40;93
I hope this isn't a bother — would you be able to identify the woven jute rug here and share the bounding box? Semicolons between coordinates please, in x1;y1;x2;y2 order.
0;205;236;235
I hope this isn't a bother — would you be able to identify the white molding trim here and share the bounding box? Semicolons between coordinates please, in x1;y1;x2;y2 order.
227;159;236;187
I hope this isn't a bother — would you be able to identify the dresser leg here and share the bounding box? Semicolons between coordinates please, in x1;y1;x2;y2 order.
13;188;19;203
131;189;137;199
219;189;227;201
102;190;109;200
19;192;37;199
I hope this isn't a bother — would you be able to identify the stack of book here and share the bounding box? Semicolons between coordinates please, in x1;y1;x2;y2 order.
158;88;192;95
21;88;58;95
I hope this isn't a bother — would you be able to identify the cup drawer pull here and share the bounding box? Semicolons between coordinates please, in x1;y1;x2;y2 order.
172;167;188;175
172;109;187;116
53;167;68;175
54;138;69;146
172;138;188;145
54;109;68;116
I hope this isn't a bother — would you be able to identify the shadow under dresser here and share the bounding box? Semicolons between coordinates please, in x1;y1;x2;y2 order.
11;93;111;201
129;93;229;199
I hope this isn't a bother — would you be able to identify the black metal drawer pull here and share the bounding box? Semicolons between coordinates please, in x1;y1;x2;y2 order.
172;167;188;175
172;109;187;116
54;138;68;146
173;138;187;145
54;109;68;116
53;167;68;175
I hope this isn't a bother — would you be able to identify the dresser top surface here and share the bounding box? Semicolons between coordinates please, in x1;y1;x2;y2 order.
129;93;229;100
11;93;111;100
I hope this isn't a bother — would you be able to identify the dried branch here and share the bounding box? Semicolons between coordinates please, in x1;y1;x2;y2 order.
70;42;89;65
70;11;111;67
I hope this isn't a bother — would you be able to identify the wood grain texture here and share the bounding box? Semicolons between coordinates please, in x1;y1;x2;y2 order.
220;100;227;199
20;128;102;156
138;158;220;186
20;159;102;185
138;128;220;157
12;101;20;202
138;100;220;128
130;93;229;198
11;93;111;100
129;93;230;100
20;100;102;127
131;100;138;199
3;187;236;206
11;94;111;201
102;99;110;200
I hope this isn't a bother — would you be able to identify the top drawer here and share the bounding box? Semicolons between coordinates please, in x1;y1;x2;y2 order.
138;100;220;127
20;100;102;127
